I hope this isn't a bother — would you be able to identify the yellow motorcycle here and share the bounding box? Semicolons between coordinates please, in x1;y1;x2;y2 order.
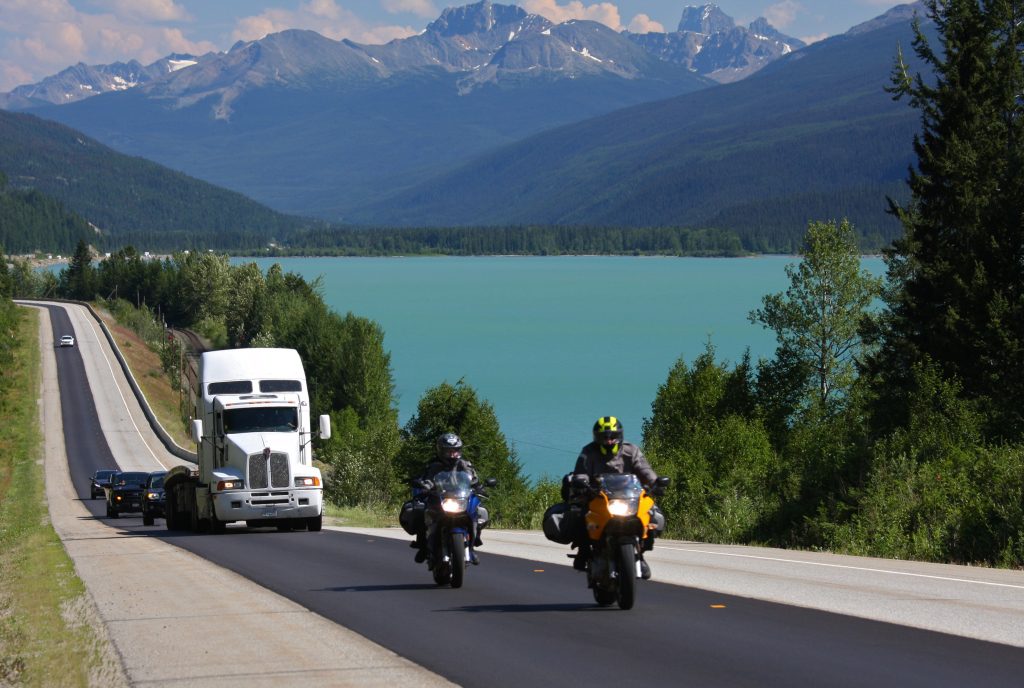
574;473;669;610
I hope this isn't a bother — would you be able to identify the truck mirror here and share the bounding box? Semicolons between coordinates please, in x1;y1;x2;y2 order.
191;419;203;445
318;414;331;440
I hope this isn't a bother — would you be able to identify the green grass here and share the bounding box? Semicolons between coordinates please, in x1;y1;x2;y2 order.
323;503;400;528
0;306;110;686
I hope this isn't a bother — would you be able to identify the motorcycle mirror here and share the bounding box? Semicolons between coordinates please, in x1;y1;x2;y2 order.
484;478;497;488
571;475;590;488
656;476;671;488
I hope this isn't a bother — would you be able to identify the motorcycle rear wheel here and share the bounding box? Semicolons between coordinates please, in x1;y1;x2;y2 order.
617;542;636;610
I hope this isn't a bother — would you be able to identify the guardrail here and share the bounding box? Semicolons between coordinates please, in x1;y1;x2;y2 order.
17;298;198;464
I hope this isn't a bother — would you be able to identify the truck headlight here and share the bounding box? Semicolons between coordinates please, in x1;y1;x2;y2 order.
294;476;321;487
146;492;160;500
607;498;638;517
217;479;244;490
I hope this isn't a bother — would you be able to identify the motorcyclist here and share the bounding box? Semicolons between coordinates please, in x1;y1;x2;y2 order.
407;432;487;562
568;416;660;578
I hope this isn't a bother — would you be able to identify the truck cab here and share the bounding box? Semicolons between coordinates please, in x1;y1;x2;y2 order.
165;348;330;533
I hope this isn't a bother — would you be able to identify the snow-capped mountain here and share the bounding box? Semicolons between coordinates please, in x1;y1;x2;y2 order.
1;2;802;108
627;4;806;83
0;54;201;109
24;2;711;218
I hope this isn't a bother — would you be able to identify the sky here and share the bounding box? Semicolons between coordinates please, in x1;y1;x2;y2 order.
0;0;910;92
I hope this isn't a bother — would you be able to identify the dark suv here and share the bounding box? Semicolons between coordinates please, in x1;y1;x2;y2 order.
90;469;117;499
105;471;149;518
141;470;168;526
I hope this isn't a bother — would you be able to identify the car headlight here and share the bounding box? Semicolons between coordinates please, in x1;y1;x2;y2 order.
146;492;160;500
294;476;321;487
217;479;244;490
607;498;639;517
441;498;467;513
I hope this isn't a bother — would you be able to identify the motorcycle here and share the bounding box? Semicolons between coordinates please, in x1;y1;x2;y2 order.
414;470;496;588
573;472;670;610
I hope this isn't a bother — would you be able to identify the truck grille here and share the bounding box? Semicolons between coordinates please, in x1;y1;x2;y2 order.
248;452;290;489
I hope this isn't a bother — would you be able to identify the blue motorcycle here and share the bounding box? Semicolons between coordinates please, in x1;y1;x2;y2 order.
415;470;496;588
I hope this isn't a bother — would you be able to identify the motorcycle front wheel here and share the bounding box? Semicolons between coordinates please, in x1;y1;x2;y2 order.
616;542;636;610
449;534;466;589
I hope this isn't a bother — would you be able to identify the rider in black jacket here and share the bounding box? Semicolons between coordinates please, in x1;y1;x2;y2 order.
407;432;486;562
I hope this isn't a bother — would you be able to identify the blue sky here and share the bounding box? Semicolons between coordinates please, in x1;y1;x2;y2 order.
0;0;911;92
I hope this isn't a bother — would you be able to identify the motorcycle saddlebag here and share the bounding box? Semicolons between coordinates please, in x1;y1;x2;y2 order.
399;499;425;535
542;502;574;544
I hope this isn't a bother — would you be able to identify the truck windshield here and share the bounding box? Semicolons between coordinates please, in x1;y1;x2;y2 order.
224;407;299;433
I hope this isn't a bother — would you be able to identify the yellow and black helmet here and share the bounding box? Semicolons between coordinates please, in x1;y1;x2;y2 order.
593;416;623;455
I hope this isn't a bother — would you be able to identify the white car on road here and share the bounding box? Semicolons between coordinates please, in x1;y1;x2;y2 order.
59;335;75;347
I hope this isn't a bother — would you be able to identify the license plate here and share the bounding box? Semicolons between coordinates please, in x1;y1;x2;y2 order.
262;508;277;517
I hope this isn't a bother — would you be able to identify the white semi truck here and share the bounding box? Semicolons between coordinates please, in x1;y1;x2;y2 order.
164;348;331;533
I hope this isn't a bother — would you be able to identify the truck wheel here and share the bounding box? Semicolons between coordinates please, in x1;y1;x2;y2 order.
307;514;323;532
210;513;226;534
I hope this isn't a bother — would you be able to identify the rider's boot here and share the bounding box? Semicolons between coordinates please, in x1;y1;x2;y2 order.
572;542;591;571
639;557;651;580
413;532;427;562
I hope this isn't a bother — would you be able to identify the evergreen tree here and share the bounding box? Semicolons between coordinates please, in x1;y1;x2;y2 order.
869;0;1024;438
60;239;97;300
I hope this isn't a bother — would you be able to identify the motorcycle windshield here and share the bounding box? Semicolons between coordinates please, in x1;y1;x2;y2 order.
433;470;473;498
599;473;642;499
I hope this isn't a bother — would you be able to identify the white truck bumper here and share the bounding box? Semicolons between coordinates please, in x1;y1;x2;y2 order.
212;488;323;522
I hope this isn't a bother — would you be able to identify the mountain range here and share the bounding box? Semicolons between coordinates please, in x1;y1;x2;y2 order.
0;1;927;247
346;5;927;249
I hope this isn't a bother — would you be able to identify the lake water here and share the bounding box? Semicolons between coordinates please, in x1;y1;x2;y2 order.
241;255;884;481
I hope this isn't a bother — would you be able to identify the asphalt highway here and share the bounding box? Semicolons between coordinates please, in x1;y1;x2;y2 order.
39;302;1024;687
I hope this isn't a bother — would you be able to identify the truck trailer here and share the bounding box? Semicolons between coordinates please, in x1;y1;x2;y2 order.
164;348;331;533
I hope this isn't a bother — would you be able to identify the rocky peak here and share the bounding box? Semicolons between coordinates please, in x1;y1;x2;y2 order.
678;5;735;35
427;1;530;37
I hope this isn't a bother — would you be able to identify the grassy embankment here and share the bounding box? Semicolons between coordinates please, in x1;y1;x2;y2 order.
96;304;395;527
0;308;111;686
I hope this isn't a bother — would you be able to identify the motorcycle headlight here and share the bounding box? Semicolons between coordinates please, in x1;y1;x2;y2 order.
607;498;639;517
441;497;468;513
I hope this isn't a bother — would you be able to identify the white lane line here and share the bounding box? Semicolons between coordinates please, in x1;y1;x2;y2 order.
80;306;168;470
662;546;1024;590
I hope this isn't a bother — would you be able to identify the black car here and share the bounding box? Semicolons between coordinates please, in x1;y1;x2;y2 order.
90;469;118;499
105;471;149;518
141;470;167;526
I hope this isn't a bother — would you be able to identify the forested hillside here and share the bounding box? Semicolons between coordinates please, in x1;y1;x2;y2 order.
0;110;319;249
0;171;95;253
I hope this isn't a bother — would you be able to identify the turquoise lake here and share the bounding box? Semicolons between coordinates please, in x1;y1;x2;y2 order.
240;255;885;481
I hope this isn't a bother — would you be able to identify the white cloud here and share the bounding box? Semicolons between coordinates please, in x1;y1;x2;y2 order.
626;13;664;34
382;0;437;18
763;1;802;29
0;0;215;91
92;0;190;22
799;32;829;45
231;1;418;44
520;1;622;30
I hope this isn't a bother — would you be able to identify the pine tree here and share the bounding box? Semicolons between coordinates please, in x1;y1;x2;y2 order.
869;0;1024;438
